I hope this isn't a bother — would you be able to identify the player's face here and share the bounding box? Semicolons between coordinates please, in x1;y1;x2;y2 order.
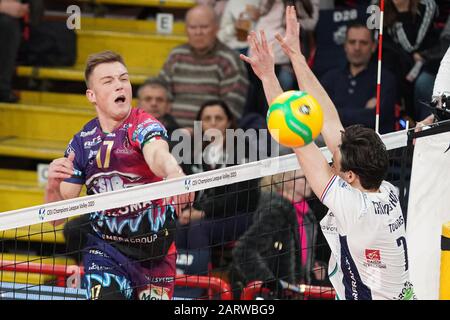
332;149;356;185
87;62;132;122
344;28;376;68
186;9;218;54
331;150;344;177
201;105;230;138
138;86;170;120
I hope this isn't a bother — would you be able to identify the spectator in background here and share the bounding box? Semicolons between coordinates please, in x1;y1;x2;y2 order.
245;0;319;117
320;23;397;134
218;0;262;55
175;100;260;298
383;0;439;121
413;16;450;120
416;45;450;127
231;169;318;298
137;78;180;139
0;0;29;102
196;0;228;16
159;5;249;128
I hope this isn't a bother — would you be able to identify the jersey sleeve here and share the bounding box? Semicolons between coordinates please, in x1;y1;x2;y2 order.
321;175;366;234
63;135;85;185
130;110;169;149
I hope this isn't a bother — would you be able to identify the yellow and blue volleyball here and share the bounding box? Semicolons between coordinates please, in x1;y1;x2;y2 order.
267;90;323;148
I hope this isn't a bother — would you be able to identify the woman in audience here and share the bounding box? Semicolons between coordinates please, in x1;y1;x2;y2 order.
231;169;320;299
175;100;260;297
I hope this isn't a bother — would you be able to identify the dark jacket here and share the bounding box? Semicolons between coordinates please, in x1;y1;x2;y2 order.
231;191;316;288
181;139;260;220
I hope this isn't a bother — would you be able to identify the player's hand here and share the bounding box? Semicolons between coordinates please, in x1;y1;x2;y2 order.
177;208;204;225
166;170;195;213
275;6;302;59
365;97;377;110
47;152;76;189
0;0;29;18
240;30;276;81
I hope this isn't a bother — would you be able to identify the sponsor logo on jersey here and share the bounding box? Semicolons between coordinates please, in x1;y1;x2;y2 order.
80;127;97;138
84;136;102;149
321;225;338;233
138;285;170;300
65;139;75;155
372;201;392;216
132;121;166;144
88;249;109;258
87;262;111;272
339;180;349;189
101;233;159;244
364;249;386;269
145;276;174;284
388;215;405;233
121;123;132;131
88;149;98;160
365;249;381;261
116;140;133;155
395;281;417;300
388;190;399;207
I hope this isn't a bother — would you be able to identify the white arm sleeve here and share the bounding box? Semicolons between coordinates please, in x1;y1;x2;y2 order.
433;46;450;97
321;176;366;234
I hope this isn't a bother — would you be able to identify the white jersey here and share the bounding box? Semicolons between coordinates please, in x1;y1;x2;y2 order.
320;175;417;300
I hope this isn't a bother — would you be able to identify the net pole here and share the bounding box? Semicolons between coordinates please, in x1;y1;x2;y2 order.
375;0;385;134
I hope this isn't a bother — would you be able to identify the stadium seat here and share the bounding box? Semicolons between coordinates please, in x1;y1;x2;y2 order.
0;169;44;212
0;92;138;160
16;17;187;84
0;254;76;286
75;0;196;9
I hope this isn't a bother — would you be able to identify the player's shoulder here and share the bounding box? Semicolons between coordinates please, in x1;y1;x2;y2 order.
379;180;399;197
70;117;101;143
129;108;159;124
128;108;168;144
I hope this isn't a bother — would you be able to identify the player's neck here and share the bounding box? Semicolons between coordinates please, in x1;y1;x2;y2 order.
98;110;131;133
351;179;379;193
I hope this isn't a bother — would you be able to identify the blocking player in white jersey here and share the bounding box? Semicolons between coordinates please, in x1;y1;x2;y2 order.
240;6;416;300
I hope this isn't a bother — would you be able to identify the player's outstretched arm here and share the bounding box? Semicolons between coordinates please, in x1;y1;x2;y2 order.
142;139;194;208
275;6;344;155
240;30;283;105
293;143;334;202
241;24;334;199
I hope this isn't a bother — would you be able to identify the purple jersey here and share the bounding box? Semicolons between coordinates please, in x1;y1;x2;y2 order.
65;108;176;260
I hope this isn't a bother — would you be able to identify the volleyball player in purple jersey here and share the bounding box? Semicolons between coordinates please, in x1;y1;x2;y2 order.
46;51;193;300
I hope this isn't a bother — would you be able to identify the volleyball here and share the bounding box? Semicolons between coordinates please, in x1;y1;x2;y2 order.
267;90;324;148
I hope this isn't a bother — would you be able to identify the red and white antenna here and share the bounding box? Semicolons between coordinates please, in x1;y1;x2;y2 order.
375;0;385;134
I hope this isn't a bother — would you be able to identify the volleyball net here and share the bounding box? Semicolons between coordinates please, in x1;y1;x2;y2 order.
0;128;412;300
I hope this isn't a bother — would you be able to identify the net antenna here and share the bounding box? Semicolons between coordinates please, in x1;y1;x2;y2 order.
375;0;385;134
